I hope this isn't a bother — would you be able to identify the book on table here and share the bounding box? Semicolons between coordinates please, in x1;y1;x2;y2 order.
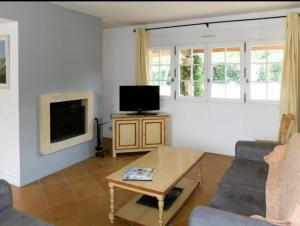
123;167;156;181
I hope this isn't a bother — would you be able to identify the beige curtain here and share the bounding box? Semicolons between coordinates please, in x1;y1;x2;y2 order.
280;12;300;139
135;27;149;85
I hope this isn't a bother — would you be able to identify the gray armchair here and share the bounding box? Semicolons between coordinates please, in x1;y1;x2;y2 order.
0;180;52;226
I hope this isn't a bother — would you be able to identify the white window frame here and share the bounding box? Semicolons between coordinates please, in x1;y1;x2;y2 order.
207;41;245;103
149;40;284;105
149;45;175;100
175;44;208;102
245;39;284;104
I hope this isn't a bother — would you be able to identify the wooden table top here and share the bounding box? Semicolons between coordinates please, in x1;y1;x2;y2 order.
105;146;205;195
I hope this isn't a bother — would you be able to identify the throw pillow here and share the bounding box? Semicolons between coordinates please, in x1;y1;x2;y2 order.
264;144;288;219
277;133;300;220
250;201;300;226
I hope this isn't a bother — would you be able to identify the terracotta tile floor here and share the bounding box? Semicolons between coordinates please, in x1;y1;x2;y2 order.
10;144;233;226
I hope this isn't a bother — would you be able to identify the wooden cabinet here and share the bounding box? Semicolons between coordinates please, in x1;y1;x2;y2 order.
142;119;165;148
112;113;169;157
115;120;139;150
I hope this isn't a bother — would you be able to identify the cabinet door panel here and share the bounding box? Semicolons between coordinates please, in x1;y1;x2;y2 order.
142;119;165;148
115;120;139;150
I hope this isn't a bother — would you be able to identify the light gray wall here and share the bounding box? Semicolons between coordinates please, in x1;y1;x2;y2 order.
0;2;102;185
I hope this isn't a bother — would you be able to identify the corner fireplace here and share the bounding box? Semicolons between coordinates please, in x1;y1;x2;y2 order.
40;91;93;155
50;100;86;143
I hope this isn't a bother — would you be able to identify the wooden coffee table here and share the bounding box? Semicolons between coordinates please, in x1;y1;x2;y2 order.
105;146;205;226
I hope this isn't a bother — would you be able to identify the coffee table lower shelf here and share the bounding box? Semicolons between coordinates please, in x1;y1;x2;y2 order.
115;178;198;226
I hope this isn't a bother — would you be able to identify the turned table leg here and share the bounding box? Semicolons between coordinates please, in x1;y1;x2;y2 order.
198;160;203;185
158;196;164;226
108;184;115;223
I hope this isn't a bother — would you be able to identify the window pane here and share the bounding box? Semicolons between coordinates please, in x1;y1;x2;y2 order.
226;80;240;99
180;49;191;65
160;66;170;80
193;65;204;81
267;45;284;62
227;47;240;63
267;82;280;101
251;82;266;100
160;50;171;65
151;66;160;80
180;66;191;80
150;48;172;97
211;82;225;98
212;48;225;64
193;82;204;97
160;80;171;96
227;64;240;81
151;51;160;64
193;48;204;65
180;81;191;96
212;64;225;81
268;63;282;82
251;64;266;81
251;46;267;63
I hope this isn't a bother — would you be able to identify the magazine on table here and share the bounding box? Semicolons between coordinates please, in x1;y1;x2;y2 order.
123;167;156;181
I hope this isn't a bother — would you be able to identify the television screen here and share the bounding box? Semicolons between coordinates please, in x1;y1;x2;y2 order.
119;85;160;113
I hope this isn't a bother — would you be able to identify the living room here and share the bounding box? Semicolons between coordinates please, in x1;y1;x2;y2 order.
0;1;300;226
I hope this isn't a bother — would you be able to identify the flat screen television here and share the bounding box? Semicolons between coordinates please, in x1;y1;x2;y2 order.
119;85;160;115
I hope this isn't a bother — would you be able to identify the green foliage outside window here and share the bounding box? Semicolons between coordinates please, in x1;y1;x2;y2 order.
253;50;282;82
180;54;205;96
212;64;240;82
269;64;281;81
253;64;282;82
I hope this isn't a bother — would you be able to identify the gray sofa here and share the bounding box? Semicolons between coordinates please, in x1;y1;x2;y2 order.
0;180;52;226
189;141;278;226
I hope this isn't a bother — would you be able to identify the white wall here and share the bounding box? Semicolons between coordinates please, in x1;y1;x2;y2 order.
0;21;20;185
103;8;299;156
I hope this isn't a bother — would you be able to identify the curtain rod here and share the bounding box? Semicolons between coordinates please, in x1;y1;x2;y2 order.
133;15;294;32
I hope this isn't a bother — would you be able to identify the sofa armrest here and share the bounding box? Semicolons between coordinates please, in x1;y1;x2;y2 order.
189;206;275;226
235;141;277;162
0;179;13;212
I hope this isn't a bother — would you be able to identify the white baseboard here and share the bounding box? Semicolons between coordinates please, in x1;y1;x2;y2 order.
0;172;20;187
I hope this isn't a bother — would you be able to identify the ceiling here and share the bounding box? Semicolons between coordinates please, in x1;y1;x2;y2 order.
52;1;300;28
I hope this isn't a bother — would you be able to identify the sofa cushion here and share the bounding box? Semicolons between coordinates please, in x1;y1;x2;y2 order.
220;159;268;193
0;208;52;226
209;159;268;217
210;182;266;217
